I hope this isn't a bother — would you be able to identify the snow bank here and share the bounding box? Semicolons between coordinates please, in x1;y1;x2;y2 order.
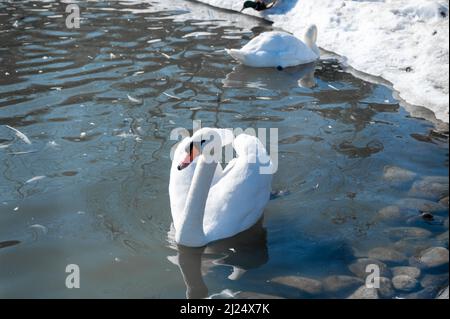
195;0;449;123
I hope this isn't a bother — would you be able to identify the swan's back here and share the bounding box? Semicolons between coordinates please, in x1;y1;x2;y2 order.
244;32;298;53
228;31;318;68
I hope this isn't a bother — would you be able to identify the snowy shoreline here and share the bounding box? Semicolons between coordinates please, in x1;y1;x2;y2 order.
194;0;449;124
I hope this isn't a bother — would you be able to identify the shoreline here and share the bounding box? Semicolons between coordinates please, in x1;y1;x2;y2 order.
193;0;449;125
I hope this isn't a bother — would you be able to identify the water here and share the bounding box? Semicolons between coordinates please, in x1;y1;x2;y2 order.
0;0;448;299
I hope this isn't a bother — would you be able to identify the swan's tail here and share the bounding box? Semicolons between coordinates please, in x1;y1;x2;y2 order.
304;25;318;46
304;25;320;57
226;49;246;64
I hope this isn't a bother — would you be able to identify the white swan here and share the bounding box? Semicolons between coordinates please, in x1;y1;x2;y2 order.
169;128;273;247
226;25;320;68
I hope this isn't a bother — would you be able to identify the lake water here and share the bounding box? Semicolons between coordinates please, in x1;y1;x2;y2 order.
0;0;448;299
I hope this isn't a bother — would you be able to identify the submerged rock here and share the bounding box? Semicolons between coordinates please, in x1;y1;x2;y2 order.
385;227;432;239
271;276;323;295
391;266;421;279
418;247;449;268
348;258;389;278
403;287;439;299
347;286;379;299
368;247;407;263
322;275;363;293
420;273;449;289
393;238;434;256
378;277;395;298
409;176;449;200
376;206;403;222
436;231;449;247
439;196;449;207
396;198;447;213
406;213;445;227
392;275;418;292
383;166;416;183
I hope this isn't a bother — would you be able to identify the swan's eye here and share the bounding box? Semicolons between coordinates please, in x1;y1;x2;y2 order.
186;141;197;153
179;141;201;171
200;139;206;146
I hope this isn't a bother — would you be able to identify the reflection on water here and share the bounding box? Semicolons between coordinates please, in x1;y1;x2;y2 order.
169;219;268;299
223;63;316;90
0;0;448;299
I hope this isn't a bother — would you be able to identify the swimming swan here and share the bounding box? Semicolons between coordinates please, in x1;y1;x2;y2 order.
169;128;273;247
226;25;320;68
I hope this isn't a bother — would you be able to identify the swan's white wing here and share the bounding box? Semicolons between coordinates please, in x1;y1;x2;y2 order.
203;134;272;242
278;43;318;67
242;32;286;53
293;39;319;64
228;32;287;67
263;33;317;67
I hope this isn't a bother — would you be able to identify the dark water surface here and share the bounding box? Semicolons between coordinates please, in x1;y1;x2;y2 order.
0;0;448;298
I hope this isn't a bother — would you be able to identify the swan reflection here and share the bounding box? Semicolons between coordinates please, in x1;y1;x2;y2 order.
167;219;268;299
223;63;317;90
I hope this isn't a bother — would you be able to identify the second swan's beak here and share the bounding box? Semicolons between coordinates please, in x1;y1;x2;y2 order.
177;145;200;171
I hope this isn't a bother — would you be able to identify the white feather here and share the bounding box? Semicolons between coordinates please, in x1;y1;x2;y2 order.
26;176;46;184
127;94;142;103
5;125;32;144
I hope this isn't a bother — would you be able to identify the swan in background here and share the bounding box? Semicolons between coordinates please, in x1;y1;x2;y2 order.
169;128;273;247
226;25;320;68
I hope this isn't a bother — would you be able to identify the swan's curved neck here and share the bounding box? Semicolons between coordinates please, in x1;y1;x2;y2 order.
175;155;217;247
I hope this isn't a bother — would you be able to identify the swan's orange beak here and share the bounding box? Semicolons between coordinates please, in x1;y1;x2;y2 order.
177;145;200;171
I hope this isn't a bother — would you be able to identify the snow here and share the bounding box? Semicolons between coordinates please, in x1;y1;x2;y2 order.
194;0;449;123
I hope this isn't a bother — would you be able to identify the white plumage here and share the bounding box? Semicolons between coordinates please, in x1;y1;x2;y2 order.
226;25;320;68
169;128;273;247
